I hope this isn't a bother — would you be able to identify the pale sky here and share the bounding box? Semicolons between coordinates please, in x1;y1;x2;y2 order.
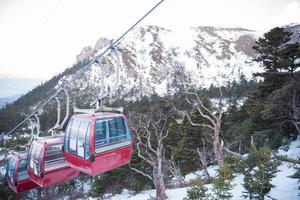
0;0;300;79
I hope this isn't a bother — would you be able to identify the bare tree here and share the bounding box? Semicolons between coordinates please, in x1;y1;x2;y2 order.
164;153;187;187
129;110;170;200
197;138;211;182
179;88;225;167
170;61;226;166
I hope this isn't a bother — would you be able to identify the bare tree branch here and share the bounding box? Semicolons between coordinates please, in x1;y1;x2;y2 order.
129;165;153;181
136;133;155;166
144;127;157;155
221;139;244;159
186;90;218;121
185;112;214;130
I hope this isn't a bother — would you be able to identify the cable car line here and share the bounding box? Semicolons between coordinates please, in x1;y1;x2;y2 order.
17;118;36;150
59;90;70;129
6;0;165;136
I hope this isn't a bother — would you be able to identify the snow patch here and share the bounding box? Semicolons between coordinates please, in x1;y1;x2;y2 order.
99;137;300;200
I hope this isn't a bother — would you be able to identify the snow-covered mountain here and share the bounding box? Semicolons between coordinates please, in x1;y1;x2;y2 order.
285;24;300;44
55;25;264;104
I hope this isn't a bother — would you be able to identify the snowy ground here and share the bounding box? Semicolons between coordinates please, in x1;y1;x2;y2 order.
90;137;300;200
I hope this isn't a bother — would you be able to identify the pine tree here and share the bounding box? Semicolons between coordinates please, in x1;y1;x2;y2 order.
173;109;210;174
252;27;295;98
245;26;300;146
279;42;300;73
253;27;293;73
185;182;210;200
212;164;235;200
243;147;279;200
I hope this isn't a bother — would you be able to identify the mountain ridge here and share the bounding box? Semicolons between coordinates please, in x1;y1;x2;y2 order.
1;24;299;132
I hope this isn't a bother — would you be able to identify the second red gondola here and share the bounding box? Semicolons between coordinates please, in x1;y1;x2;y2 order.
27;137;80;188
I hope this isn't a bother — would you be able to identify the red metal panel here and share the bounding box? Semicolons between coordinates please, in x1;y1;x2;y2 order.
64;145;133;176
64;152;92;175
28;170;43;187
28;166;80;188
42;166;80;187
7;177;38;194
91;145;133;176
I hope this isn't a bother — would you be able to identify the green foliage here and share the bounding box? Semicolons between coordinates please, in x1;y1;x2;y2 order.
207;74;256;101
185;182;210;200
90;166;149;197
172;111;208;174
223;104;252;154
0;180;19;200
229;26;300;151
212;164;235;200
253;27;294;72
91;175;106;198
224;156;247;174
243;147;279;200
290;158;300;196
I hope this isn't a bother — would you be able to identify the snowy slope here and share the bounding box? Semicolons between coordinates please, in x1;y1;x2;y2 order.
91;137;300;200
54;25;263;105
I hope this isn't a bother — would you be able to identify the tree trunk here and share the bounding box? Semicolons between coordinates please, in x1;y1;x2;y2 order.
213;138;224;167
154;152;167;200
213;121;224;167
197;147;211;182
154;175;167;200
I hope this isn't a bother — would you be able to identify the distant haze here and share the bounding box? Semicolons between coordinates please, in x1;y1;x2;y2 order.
0;0;300;79
0;77;42;98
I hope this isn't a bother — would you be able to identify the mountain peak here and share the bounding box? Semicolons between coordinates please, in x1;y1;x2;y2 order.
64;25;262;101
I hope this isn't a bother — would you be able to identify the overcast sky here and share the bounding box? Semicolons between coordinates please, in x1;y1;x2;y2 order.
0;0;300;80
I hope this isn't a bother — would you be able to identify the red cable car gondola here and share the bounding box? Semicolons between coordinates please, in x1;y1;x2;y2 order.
27;137;80;188
6;152;39;194
63;112;133;176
